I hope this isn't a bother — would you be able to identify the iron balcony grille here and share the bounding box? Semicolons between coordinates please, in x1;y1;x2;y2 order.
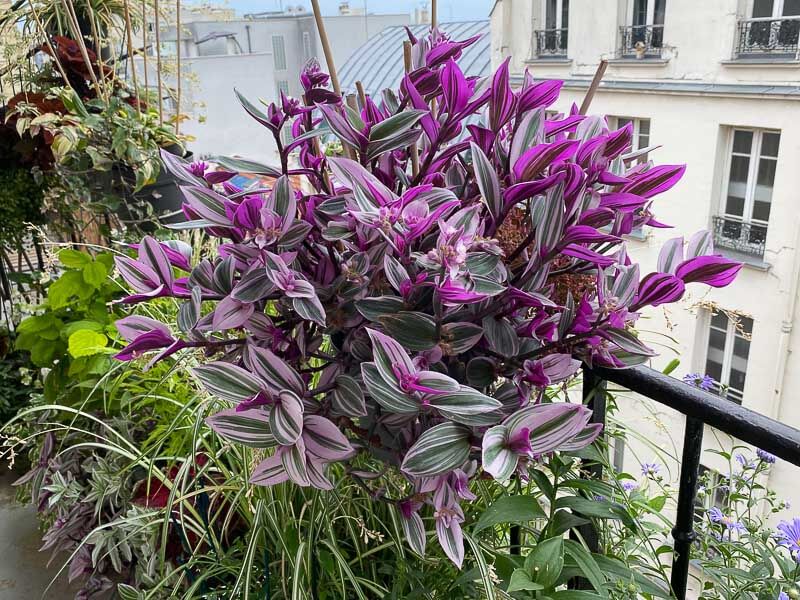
567;366;800;597
735;16;800;58
618;24;664;58
712;215;767;259
534;28;568;57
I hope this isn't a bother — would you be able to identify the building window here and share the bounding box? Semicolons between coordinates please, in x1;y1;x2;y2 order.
620;0;666;57
611;116;651;150
276;80;290;97
535;0;569;57
694;465;729;523
714;128;779;258
704;311;753;405
302;31;313;60
272;35;287;71
736;0;800;57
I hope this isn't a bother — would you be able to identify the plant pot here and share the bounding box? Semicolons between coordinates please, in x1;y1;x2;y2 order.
134;148;193;226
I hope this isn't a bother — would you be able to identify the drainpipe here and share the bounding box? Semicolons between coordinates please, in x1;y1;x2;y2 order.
770;218;800;422
245;24;252;53
765;219;800;508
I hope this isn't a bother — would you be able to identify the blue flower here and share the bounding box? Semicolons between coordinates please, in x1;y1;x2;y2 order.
708;507;744;532
622;481;639;492
757;448;777;464
778;592;789;600
641;462;661;477
777;518;800;561
683;373;715;392
735;453;755;469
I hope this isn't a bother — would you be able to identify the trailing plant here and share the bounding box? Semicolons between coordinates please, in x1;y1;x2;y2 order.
111;24;742;594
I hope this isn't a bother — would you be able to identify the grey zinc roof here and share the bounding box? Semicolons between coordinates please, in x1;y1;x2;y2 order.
338;20;491;98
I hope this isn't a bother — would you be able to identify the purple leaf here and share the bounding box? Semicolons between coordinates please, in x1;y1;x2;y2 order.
317;102;368;151
489;57;516;132
206;408;276;448
139;236;174;288
115;255;160;293
621;164;686;199
249;452;289;486
513;140;579;182
270;390;304;445
517;79;562;113
657;237;684;274
440;59;470;115
302;415;354;460
247;346;305;395
675;255;742;287
212;296;255;330
631;272;686;310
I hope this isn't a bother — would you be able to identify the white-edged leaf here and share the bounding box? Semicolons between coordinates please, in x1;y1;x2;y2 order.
481;424;517;482
248;346;305;395
194;362;263;402
331;375;367;417
206;408;275;448
361;363;418;414
401;422;471;477
270;390;304;445
400;510;427;557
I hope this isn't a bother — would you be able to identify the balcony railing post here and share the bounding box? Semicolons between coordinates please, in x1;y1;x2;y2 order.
577;368;607;552
670;416;704;599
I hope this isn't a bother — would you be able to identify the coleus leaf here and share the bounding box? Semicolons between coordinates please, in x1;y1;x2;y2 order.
401;422;472;477
206;408;276;448
194;362;264;403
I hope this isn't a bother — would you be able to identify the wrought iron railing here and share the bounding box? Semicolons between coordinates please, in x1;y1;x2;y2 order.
619;24;665;58
735;16;800;58
534;28;568;57
574;365;800;598
712;216;768;259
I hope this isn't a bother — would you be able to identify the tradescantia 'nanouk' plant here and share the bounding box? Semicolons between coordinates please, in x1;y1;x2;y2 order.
113;29;742;567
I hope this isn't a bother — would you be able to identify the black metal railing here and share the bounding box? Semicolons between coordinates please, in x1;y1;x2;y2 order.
735;16;800;58
534;28;568;57
712;216;768;259
619;24;665;58
576;365;800;599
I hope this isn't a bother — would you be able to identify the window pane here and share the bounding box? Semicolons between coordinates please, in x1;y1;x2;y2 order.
562;0;570;29
546;0;557;28
638;133;650;150
633;0;648;25
761;132;781;157
272;35;287;70
654;0;667;25
639;119;651;135
738;316;754;335
728;363;747;394
732;130;753;154
711;312;729;330
613;438;625;472
752;158;776;221
752;0;775;18
726;155;750;217
705;356;723;383
783;0;800;16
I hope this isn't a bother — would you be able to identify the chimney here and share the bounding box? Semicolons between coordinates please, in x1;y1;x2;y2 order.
339;1;351;15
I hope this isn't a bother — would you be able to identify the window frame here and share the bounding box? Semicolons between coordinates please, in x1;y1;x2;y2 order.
702;310;752;404
610;116;651;151
272;34;287;71
627;0;666;25
751;0;800;18
302;31;312;60
719;127;780;228
543;0;568;30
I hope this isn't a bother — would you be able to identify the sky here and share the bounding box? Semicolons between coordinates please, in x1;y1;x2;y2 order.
222;0;493;21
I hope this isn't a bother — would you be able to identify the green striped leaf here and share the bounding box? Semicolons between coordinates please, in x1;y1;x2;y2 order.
281;440;310;486
232;267;275;302
378;312;437;351
369;110;426;142
481;424;517;482
428;387;502;416
206;408;276;448
361;363;418;414
180;185;230;225
399;509;427;557
194;362;263;402
270;390;304;445
248;346;304;395
356;296;405;322
440;322;484;354
293;295;327;327
401;422;471;477
471;142;502;218
331;375;367;417
302;415;353;460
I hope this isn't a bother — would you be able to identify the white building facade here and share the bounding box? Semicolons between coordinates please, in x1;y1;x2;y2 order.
491;0;800;529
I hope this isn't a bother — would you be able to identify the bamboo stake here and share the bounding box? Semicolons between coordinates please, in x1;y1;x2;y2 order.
310;0;341;97
27;2;71;86
355;80;367;110
142;0;149;93
578;59;608;115
122;0;140;114
154;0;163;124
174;0;181;134
403;40;420;179
59;0;100;90
345;93;358;114
431;0;437;29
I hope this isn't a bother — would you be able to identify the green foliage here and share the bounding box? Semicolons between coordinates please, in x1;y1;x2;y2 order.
0;168;46;244
14;249;121;404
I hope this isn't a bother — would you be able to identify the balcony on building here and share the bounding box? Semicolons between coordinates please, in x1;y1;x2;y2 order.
533;27;568;59
712;216;768;264
618;23;665;59
733;16;800;61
